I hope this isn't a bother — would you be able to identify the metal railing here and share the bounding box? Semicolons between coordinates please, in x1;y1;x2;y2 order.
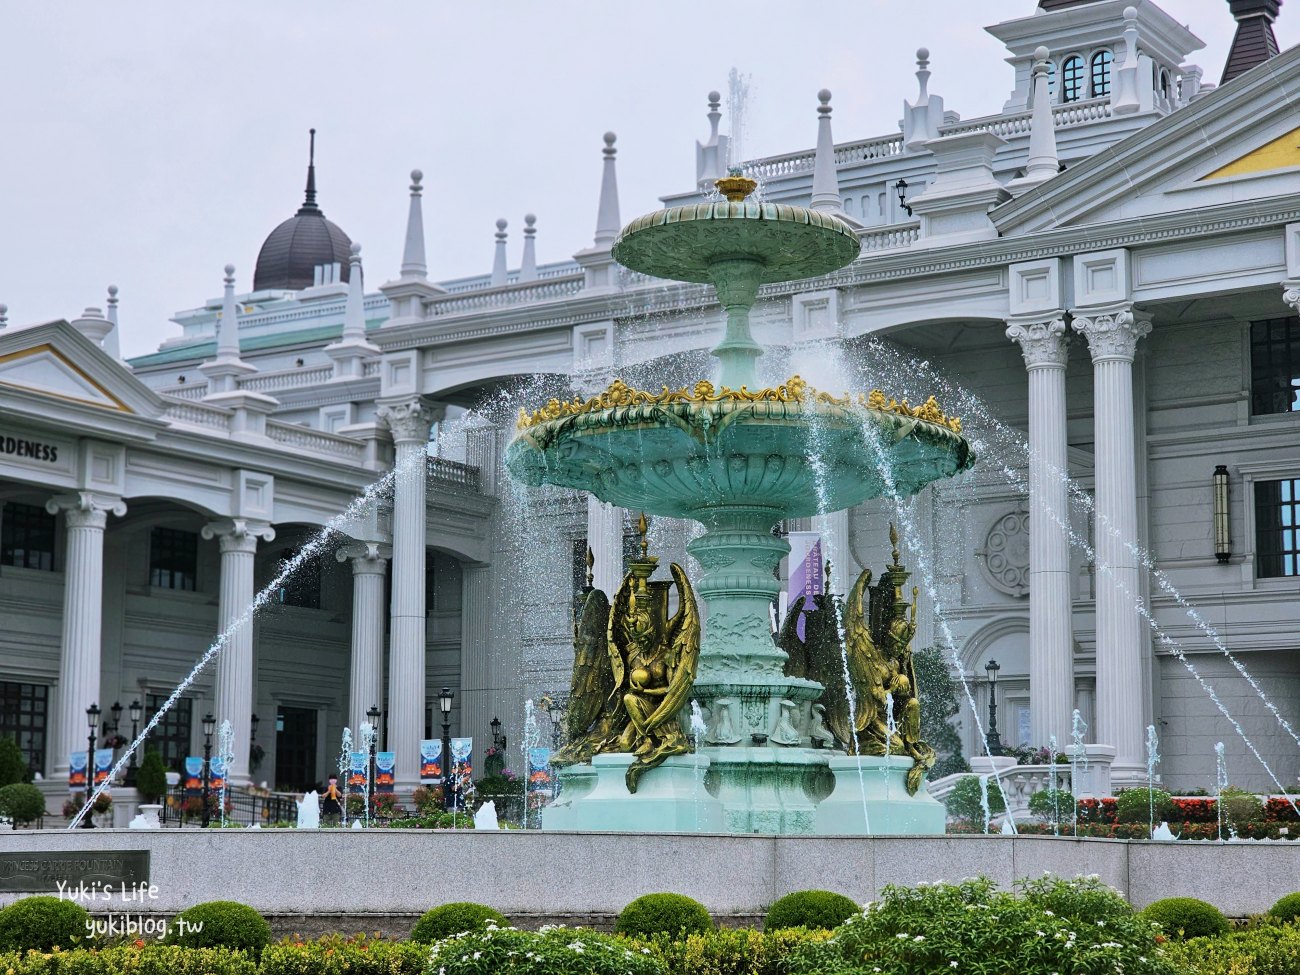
157;786;298;827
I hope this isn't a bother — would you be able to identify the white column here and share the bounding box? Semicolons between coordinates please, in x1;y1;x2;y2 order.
336;542;391;733
47;492;125;781
377;399;440;791
1006;317;1075;748
459;563;492;752
1072;307;1151;785
201;518;275;788
587;497;624;596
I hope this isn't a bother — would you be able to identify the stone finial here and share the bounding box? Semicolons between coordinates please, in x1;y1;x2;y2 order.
904;46;945;150
809;89;842;213
342;242;367;343
490;218;509;287
1009;46;1060;193
399;168;429;279
520;213;538;282
70;305;113;346
696;91;730;189
103;284;122;361
217;263;242;360
593;131;621;248
915;48;932;103
1112;7;1143;114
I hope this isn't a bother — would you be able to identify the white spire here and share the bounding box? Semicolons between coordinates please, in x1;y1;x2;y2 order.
1;304;9;329
695;91;729;189
903;48;945;150
217;264;241;361
810;89;842;212
1112;7;1143;115
342;243;367;342
399;169;427;279
593;132;621;248
103;285;122;361
490;218;509;287
520;214;538;282
1011;47;1061;193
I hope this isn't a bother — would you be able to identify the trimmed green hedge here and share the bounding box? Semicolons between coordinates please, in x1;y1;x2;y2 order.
764;891;860;932
1141;897;1229;940
165;901;270;952
616;893;714;939
1162;921;1300;975
0;783;46;825
409;903;508;943
1268;891;1300;924
631;927;833;975
428;927;663;975
0;896;90;951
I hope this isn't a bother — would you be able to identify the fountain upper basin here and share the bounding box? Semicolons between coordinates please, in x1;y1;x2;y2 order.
506;396;973;519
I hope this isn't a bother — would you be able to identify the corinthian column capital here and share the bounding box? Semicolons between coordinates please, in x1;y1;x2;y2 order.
46;492;127;528
377;398;444;444
1006;316;1069;369
1071;306;1152;363
202;518;276;554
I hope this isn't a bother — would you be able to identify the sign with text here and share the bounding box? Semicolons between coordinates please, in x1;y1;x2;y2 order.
183;757;203;796
787;531;824;640
374;751;395;793
450;737;473;795
68;751;87;790
419;740;443;783
347;751;368;795
93;749;113;790
0;851;150;893
208;757;226;793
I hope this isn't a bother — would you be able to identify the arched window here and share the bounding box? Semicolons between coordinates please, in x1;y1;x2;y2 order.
1159;69;1170;101
1046;59;1057;99
1091;50;1113;97
1062;55;1084;103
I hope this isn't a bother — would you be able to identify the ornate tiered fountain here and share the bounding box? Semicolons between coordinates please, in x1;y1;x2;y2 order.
506;171;974;834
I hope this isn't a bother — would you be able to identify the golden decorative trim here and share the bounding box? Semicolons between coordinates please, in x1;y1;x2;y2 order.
515;375;962;434
0;343;133;413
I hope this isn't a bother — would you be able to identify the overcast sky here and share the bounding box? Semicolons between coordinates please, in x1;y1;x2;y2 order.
1;1;1291;358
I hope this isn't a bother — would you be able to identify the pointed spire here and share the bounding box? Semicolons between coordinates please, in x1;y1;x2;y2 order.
1223;0;1282;84
520;214;538;282
342;243;367;343
810;89;842;212
593;132;621;248
696;90;729;188
1010;47;1061;193
0;304;7;329
490;218;509;287
904;48;945;150
297;128;322;216
217;263;242;360
103;285;122;361
1112;7;1143;115
399;169;427;279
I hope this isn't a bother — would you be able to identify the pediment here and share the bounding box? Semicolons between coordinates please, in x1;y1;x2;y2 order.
994;44;1300;235
0;321;166;418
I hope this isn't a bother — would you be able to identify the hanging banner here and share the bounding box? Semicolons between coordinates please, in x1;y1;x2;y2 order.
92;748;114;790
450;737;473;795
419;739;443;783
348;751;368;795
183;757;204;796
68;751;88;790
787;531;824;640
208;757;226;793
375;751;395;793
527;746;553;792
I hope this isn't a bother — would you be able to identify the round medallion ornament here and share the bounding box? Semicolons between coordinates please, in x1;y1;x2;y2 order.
978;510;1030;596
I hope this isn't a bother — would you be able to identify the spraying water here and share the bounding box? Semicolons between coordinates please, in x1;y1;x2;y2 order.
359;721;377;828
1047;733;1060;836
337;726;352;829
690;700;707;832
1215;741;1229;842
1146;725;1161;839
725;67;751;171
1070;709;1088;836
884;690;897;806
217;719;234;828
66;455;414;829
521;699;540;829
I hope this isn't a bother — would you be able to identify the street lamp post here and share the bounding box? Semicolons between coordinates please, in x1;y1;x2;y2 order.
546;696;565;751
82;703;100;829
125;700;142;786
366;704;381;815
439;688;455;811
984;659;1004;757
490;716;505;751
201;713;215;828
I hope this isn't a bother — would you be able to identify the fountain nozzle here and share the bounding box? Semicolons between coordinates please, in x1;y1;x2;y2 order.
715;167;757;202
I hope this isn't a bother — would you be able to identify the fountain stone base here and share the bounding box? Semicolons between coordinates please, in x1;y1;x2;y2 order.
543;754;726;833
814;755;946;835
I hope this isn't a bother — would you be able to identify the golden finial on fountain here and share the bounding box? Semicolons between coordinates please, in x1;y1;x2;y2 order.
637;511;650;560
889;523;901;566
585;546;595;589
715;166;758;203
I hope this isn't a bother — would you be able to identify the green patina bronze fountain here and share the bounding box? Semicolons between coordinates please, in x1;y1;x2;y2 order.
505;169;974;834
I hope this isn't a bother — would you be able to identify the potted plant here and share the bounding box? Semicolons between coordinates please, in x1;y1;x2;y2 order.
135;749;168;825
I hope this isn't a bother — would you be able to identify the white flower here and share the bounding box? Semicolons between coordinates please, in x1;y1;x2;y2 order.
950;962;959;969
914;935;925;942
472;952;480;960
897;933;910;939
1097;920;1105;927
1044;910;1054;916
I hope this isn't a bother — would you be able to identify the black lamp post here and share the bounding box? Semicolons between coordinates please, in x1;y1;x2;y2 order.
490;716;505;751
201;713;215;828
546;696;565;751
984;659;1004;756
125;700;142;785
366;705;381;806
81;703;100;829
895;179;914;217
109;701;122;736
439;687;455;811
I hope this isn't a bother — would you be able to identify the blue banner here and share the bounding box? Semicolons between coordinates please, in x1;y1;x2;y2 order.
375;751;395;793
419;739;442;783
68;751;88;790
93;748;113;790
451;737;473;795
348;751;368;795
209;757;227;793
183;756;203;796
527;746;553;791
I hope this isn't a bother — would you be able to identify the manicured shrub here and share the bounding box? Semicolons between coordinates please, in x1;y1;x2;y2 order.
409;902;508;943
943;774;1005;827
1028;787;1076;826
630;927;834;975
787;876;1175;975
1142;897;1229;940
0;895;91;951
1269;892;1300;924
0;783;46;825
1218;786;1264;829
0;736;29;787
616;893;714;938
1161;922;1300;975
1115;787;1174;824
764;890;860;931
427;925;663;975
261;935;424;975
165;900;270;951
136;749;168;803
135;945;259;975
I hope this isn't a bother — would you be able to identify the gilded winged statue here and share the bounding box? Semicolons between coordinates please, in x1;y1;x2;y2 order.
552;524;702;793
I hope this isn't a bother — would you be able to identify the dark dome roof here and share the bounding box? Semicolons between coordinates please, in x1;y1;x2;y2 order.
253;130;352;291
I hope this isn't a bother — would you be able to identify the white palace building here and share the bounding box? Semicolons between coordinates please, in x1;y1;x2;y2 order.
2;0;1299;810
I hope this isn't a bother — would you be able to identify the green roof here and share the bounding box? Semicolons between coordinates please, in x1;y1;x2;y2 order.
129;318;385;368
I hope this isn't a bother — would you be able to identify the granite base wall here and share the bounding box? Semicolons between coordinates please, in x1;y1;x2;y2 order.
1;830;1293;921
